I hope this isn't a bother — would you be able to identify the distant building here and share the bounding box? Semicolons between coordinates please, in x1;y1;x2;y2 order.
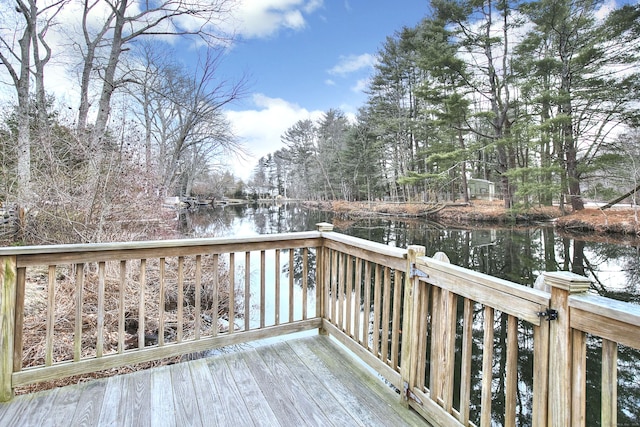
467;178;495;201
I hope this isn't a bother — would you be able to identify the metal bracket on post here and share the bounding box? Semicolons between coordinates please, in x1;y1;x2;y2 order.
410;263;428;279
537;308;558;321
403;381;423;405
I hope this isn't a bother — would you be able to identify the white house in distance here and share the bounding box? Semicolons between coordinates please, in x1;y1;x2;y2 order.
467;178;495;201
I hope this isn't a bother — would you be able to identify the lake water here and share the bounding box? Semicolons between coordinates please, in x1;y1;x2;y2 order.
180;202;640;425
180;202;640;304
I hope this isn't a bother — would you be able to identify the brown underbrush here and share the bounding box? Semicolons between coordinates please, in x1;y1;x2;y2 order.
306;199;640;239
16;255;237;395
554;207;640;236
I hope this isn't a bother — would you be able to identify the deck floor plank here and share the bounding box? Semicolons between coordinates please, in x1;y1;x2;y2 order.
70;379;108;427
0;335;429;426
241;347;315;426
149;365;177;427
261;342;361;426
121;367;152;427
220;351;281;426
287;338;399;427
203;350;257;427
45;380;86;426
0;386;61;426
97;373;125;425
185;359;227;427
252;343;337;426
170;360;203;427
302;336;428;426
15;387;61;427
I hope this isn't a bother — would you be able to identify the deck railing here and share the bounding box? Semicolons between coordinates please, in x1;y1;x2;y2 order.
0;231;324;397
1;223;639;427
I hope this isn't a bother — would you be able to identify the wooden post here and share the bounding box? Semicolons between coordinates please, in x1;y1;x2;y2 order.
400;245;425;407
543;271;591;427
316;223;333;335
0;256;17;402
316;222;334;232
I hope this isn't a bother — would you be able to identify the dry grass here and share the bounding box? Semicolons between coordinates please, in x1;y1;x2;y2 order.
16;255;238;395
555;207;640;236
310;198;640;242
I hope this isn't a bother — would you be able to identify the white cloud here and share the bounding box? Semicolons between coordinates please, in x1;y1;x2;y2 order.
225;94;323;179
351;78;370;93
232;0;324;39
328;53;377;75
325;79;336;86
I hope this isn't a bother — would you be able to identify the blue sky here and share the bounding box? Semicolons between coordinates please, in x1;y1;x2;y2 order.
218;1;430;178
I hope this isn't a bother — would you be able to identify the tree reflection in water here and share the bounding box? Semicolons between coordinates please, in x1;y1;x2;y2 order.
184;202;640;425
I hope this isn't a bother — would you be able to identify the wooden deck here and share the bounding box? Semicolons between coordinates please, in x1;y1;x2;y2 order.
0;335;428;426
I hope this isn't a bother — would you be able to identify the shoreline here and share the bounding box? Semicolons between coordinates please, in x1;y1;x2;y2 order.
302;200;640;240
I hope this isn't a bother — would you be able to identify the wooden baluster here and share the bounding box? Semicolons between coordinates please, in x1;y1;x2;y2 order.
441;287;457;411
429;286;442;397
302;248;308;320
391;269;402;370
97;262;105;358
362;261;372;349
245;251;251;331
73;264;84;362
415;279;430;391
195;255;202;339
572;329;587;426
319;246;328;331
505;314;518;427
118;261;127;352
212;254;219;336
345;254;353;337
229;253;235;332
177;257;184;341
158;258;166;345
138;259;146;349
315;246;327;326
274;250;279;326
372;264;382;359
330;250;338;324
338;253;345;330
480;306;495;427
260;250;266;328
288;249;294;323
46;265;56;365
381;266;391;364
459;297;474;424
353;257;362;343
601;339;617;427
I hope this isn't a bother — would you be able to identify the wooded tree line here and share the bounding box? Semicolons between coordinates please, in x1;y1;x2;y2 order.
0;0;243;242
251;0;640;210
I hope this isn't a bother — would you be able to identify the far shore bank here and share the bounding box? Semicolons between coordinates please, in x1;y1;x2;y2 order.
301;200;640;238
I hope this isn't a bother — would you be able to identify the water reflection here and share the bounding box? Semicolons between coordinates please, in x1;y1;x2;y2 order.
180;202;640;302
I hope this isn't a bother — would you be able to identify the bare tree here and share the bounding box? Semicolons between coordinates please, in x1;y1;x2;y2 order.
125;45;246;197
74;0;237;148
0;0;67;201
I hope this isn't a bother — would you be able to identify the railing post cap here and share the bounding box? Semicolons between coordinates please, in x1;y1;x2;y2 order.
543;271;591;293
316;222;334;232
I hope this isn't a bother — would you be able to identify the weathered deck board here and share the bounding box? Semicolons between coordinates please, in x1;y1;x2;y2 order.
0;335;429;426
219;353;279;426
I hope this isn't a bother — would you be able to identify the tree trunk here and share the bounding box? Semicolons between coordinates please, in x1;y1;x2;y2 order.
16;12;33;202
91;0;128;146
